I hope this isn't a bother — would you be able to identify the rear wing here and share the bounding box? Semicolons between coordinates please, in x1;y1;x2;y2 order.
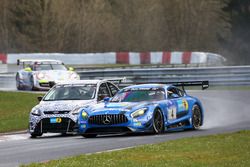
17;59;62;66
17;59;34;66
166;81;209;90
102;77;126;86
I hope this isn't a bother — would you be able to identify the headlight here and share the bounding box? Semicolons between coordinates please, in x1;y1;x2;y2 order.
131;108;147;118
36;73;45;80
31;108;41;116
69;73;79;80
81;111;88;120
71;107;81;115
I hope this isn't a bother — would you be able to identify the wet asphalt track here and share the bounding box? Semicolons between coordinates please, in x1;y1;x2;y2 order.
0;83;250;166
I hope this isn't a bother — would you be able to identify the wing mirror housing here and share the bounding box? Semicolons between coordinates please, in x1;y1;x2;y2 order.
37;96;43;102
104;97;110;102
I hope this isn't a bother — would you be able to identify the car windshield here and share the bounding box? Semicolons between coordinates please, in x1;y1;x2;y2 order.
32;63;67;71
51;64;67;70
43;84;96;101
111;88;166;102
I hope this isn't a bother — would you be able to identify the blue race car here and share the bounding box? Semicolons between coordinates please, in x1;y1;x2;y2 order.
78;81;209;138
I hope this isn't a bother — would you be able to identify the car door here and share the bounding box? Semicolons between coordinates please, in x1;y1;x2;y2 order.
167;87;188;122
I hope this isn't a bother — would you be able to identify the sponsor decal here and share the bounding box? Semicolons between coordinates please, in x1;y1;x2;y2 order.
50;117;62;123
133;122;142;126
81;124;86;128
177;99;188;111
183;99;188;110
124;87;163;91
80;121;87;124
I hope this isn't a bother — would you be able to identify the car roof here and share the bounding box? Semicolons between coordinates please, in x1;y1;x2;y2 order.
124;84;170;89
56;80;107;85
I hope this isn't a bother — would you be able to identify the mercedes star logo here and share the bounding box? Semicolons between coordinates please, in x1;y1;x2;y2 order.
103;115;111;125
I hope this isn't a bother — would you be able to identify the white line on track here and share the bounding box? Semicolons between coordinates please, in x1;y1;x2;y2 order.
0;134;28;142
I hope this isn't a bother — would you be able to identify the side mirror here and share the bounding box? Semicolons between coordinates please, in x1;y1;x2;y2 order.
68;67;74;71
98;94;109;101
24;67;32;72
37;96;43;102
104;97;110;102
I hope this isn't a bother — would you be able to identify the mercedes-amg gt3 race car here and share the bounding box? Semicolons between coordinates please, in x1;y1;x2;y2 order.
16;59;80;90
78;81;209;138
29;79;123;138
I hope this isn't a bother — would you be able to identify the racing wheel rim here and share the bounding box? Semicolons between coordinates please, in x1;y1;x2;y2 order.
192;105;201;129
153;109;164;133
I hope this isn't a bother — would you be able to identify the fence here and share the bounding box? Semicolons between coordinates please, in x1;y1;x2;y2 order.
1;52;225;66
0;66;249;88
76;66;250;86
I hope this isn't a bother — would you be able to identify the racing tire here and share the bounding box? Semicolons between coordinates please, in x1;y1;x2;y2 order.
61;132;68;136
16;74;22;90
191;104;202;130
152;109;164;134
30;132;43;138
30;76;38;91
81;134;97;138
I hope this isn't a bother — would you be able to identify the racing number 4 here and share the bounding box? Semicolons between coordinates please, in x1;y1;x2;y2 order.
168;107;177;120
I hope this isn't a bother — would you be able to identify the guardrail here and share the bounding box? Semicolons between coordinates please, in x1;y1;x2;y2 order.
1;66;249;88
76;66;250;86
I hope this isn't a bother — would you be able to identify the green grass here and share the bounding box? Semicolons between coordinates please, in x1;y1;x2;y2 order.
0;91;43;133
25;130;250;167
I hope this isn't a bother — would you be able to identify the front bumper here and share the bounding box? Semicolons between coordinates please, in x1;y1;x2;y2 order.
78;117;153;135
29;114;77;133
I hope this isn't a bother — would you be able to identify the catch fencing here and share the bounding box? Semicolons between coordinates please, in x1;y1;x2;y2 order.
76;66;250;86
0;66;249;88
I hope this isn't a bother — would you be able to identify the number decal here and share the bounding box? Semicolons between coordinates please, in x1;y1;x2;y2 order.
168;107;177;120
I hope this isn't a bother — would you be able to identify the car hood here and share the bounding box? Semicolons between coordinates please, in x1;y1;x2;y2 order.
36;100;95;112
33;70;79;82
87;101;150;114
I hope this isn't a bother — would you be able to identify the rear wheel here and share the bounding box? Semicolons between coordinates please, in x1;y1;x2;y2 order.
152;109;164;134
30;76;37;91
192;104;202;130
81;134;97;138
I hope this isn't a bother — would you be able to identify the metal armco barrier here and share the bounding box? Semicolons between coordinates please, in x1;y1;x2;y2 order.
76;66;250;86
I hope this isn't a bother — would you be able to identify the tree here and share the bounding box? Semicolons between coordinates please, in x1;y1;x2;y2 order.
9;0;59;52
222;0;250;64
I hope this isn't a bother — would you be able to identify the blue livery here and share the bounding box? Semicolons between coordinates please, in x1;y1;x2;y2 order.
78;81;208;138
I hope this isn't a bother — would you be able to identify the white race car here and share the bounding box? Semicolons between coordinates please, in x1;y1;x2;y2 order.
29;79;123;137
16;59;80;90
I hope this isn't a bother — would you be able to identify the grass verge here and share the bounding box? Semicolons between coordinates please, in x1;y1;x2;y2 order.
25;130;250;167
0;91;42;133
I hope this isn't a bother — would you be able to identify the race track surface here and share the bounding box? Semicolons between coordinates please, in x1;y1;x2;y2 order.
0;90;250;167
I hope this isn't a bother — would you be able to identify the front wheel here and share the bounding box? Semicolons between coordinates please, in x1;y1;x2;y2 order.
30;132;43;138
16;74;22;90
192;104;202;130
152;109;164;134
81;134;97;138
